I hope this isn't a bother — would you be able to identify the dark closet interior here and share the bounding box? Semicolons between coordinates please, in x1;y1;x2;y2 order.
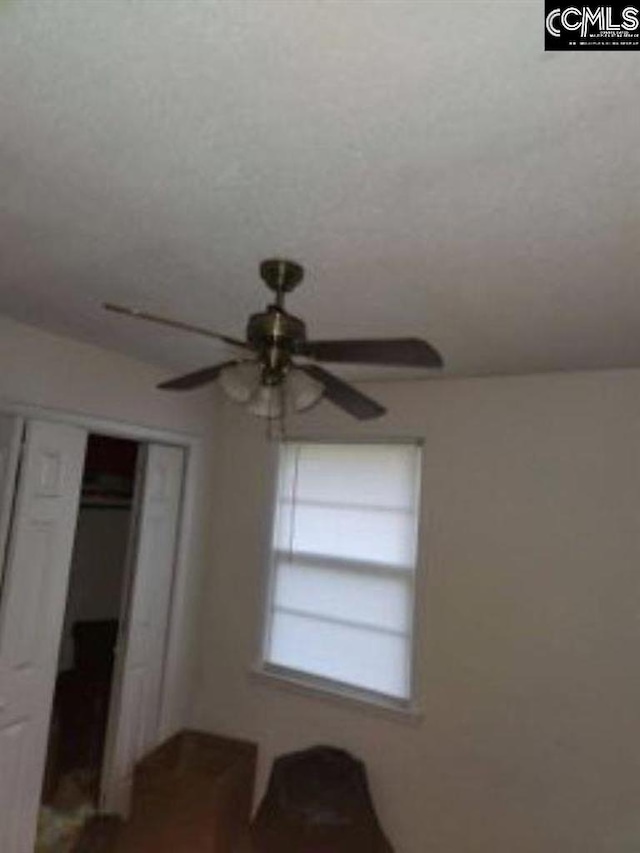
41;434;139;813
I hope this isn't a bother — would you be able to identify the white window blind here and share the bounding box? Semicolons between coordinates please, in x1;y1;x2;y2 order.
263;441;422;703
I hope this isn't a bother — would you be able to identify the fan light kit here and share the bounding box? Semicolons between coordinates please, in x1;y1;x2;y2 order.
104;259;443;428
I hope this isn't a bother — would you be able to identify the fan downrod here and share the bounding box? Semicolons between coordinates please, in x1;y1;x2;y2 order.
260;258;304;295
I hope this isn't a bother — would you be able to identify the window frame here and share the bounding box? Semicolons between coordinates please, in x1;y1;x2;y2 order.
257;437;425;716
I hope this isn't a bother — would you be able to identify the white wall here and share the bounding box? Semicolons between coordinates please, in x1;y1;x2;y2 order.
0;314;214;434
0;313;218;737
193;368;640;853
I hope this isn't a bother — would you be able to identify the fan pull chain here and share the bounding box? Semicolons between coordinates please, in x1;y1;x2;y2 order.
286;443;301;567
266;384;288;442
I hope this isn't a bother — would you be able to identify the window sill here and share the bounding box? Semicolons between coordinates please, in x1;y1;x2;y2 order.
249;663;423;725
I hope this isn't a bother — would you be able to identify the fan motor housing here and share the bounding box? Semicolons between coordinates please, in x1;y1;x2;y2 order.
247;307;306;352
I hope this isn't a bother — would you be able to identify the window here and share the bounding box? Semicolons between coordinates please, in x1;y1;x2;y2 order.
262;440;422;706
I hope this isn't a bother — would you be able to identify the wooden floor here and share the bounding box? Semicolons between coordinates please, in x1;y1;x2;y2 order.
70;731;258;852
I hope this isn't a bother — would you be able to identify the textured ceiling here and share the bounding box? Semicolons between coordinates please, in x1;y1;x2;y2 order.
0;0;639;382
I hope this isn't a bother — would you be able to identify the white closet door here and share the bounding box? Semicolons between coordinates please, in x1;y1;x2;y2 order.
101;443;184;815
0;420;87;853
0;415;23;586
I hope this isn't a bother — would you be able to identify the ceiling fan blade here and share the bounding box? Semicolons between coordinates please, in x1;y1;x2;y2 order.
158;360;238;391
299;364;386;420
297;337;443;367
104;303;252;351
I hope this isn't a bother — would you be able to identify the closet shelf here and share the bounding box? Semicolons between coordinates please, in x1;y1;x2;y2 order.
80;494;132;510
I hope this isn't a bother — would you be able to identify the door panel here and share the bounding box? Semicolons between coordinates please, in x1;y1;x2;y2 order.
0;415;23;586
0;420;87;853
101;443;185;815
0;721;27;851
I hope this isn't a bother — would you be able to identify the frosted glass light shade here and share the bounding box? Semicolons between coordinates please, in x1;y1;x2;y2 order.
219;361;261;403
247;385;284;418
219;363;324;419
287;368;324;412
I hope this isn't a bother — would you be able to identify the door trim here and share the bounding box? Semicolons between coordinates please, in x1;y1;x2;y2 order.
0;394;202;445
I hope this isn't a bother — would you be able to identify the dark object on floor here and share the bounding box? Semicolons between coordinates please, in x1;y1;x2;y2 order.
244;745;394;852
116;730;257;852
73;815;123;852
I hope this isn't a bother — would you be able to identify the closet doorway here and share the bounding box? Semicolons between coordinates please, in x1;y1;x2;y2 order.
0;414;187;853
40;435;138;829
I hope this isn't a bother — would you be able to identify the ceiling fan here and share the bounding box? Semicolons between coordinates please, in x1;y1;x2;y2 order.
104;259;443;421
